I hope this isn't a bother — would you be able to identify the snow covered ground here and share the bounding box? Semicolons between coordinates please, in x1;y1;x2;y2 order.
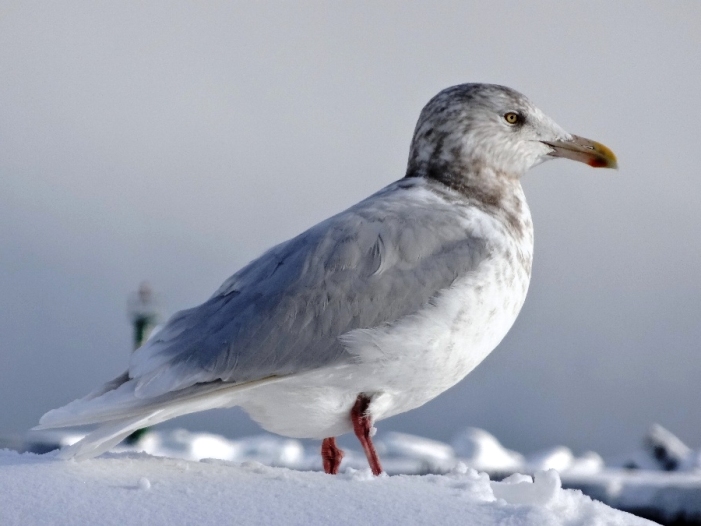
0;449;651;526
2;425;700;525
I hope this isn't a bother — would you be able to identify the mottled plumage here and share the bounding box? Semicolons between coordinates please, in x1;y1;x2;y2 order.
36;84;616;469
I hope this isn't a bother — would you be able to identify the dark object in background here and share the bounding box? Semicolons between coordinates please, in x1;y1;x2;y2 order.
643;424;693;472
126;282;160;441
128;282;159;351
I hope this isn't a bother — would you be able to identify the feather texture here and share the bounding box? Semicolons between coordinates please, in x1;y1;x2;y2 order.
128;178;490;398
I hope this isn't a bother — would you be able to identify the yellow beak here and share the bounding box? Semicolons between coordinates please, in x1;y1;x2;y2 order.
542;135;618;169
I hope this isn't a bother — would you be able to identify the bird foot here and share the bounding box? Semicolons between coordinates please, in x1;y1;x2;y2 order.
351;394;383;476
321;437;344;474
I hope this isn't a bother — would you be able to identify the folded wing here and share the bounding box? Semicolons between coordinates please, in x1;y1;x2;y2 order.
129;180;488;399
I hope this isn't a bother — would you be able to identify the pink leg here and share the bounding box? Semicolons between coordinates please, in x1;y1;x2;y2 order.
351;394;383;476
321;437;344;474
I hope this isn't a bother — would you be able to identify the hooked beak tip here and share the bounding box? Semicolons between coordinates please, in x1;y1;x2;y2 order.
543;135;618;170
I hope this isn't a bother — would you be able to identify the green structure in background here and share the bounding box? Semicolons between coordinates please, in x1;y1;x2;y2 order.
128;281;159;351
125;281;160;444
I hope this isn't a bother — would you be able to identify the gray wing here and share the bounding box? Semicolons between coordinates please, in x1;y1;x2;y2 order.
129;179;488;398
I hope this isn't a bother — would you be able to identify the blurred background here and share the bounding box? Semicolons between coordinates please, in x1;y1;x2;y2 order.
1;1;699;458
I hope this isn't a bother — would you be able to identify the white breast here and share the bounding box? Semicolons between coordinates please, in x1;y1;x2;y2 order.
239;197;533;440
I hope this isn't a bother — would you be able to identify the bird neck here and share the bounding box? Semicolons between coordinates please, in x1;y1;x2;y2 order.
405;165;531;242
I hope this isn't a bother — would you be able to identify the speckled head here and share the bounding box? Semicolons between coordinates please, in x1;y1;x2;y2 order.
405;84;617;187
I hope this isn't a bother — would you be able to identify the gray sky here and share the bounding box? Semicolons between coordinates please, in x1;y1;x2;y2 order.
1;1;700;456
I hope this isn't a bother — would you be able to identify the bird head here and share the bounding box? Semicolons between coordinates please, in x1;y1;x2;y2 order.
406;84;617;184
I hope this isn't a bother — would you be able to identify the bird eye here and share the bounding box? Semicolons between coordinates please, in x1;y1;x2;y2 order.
504;112;521;125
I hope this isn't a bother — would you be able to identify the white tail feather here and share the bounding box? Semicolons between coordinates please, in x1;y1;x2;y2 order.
58;413;160;461
39;375;286;461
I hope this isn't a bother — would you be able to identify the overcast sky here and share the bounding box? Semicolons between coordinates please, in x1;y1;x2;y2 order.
1;1;700;456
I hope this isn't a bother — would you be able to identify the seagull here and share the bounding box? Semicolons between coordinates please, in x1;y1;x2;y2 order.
35;84;617;475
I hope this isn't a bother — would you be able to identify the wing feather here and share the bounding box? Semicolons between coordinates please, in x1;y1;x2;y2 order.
129;179;489;398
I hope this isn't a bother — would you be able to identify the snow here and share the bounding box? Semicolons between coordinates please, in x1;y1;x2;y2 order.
4;424;701;524
565;470;701;524
453;427;525;471
0;449;651;526
607;424;701;473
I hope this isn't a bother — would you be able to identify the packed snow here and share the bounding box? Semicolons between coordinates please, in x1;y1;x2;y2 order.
0;448;651;526
3;424;701;524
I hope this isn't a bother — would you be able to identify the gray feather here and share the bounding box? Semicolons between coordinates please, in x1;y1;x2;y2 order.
130;178;489;398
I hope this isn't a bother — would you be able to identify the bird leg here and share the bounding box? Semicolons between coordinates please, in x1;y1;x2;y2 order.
351;394;383;476
321;437;344;474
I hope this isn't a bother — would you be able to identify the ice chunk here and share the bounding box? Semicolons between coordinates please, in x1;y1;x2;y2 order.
491;469;562;507
451;428;524;471
526;446;574;471
609;424;700;472
381;432;454;462
643;424;693;471
566;451;604;474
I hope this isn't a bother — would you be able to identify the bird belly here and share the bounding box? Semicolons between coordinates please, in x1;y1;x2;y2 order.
240;252;530;440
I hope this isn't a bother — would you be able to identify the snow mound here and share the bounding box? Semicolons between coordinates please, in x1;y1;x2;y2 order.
452;427;524;471
136;429;305;467
0;450;652;526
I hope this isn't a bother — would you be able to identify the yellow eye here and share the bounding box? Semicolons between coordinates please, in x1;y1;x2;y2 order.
504;112;520;124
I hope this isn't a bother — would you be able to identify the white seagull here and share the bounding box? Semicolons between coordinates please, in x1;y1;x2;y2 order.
36;84;617;475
